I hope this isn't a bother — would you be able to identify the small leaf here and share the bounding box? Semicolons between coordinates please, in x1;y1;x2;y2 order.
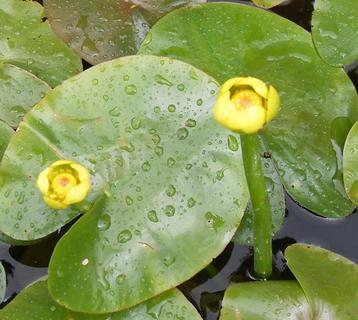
312;0;358;66
0;280;202;319
252;0;286;9
0;64;50;128
343;120;358;205
44;0;205;65
0;262;5;303
0;0;82;86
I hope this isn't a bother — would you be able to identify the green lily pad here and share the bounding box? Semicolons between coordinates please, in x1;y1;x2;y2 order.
0;262;5;303
0;121;13;160
234;137;285;245
251;0;286;9
0;64;50;128
0;280;202;319
286;244;358;319
220;244;358;319
220;281;309;320
44;0;205;65
0;0;82;87
139;2;358;217
343;120;358;205
312;0;358;66
0;55;248;312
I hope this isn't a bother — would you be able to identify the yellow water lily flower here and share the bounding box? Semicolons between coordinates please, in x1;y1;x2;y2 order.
213;77;280;134
36;160;90;209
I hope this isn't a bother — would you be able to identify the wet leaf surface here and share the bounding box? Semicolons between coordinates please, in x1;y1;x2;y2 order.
139;2;358;217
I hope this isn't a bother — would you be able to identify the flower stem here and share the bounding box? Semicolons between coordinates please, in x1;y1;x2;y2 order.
241;133;272;278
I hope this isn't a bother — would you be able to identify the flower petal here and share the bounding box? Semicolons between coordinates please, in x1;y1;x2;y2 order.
36;168;50;194
64;182;90;205
43;195;68;209
51;159;73;168
226;105;266;134
70;163;90;183
237;77;268;99
266;85;280;122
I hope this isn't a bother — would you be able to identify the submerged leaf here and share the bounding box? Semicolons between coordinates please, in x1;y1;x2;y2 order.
312;0;358;66
44;0;205;65
139;2;358;217
0;280;202;319
0;0;82;86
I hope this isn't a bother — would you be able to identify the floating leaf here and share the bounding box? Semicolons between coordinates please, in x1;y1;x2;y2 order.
251;0;286;9
286;244;358;319
0;262;5;303
343;120;358;205
221;281;309;320
139;2;358;217
0;55;248;312
312;0;358;66
44;0;205;65
221;244;358;319
0;0;82;87
0;280;202;319
234;137;285;245
0;64;50;128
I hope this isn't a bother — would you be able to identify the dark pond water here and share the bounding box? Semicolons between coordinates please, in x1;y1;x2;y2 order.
1;0;358;319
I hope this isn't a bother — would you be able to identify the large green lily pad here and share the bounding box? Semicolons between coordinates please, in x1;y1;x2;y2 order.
0;0;82;87
0;64;50;128
234;137;285;245
343;120;358;205
286;244;358;319
139;2;358;217
312;0;358;66
0;280;202;319
221;244;358;319
220;281;309;320
44;0;205;65
0;262;5;303
0;55;248;312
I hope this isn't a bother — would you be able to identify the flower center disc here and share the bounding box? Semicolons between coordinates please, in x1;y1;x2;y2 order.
232;89;263;110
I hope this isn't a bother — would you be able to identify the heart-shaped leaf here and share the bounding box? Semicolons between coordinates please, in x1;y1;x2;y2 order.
234;137;285;245
44;0;205;65
0;280;202;319
139;2;358;217
251;0;286;9
220;244;358;319
343;120;358;205
286;244;358;319
220;281;309;320
0;0;82;87
312;0;358;66
0;64;50;128
0;55;248;312
0;262;5;303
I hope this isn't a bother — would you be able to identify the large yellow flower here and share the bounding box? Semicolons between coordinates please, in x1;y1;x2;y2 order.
36;160;90;209
213;77;280;134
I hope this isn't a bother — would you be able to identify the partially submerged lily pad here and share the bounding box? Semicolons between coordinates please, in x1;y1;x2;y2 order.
0;64;50;128
0;262;5;303
44;0;205;65
312;0;358;66
0;55;249;312
343;120;358;205
220;244;358;319
0;280;202;319
139;2;358;217
0;0;82;87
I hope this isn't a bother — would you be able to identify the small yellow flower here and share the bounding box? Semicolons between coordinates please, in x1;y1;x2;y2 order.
36;160;90;209
213;77;280;134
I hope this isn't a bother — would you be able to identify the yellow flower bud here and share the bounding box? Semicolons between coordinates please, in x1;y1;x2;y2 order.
213;77;280;134
36;160;91;209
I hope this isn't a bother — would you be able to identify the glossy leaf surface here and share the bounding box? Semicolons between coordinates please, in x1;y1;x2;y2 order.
0;262;5;303
286;244;358;319
0;55;248;312
0;0;82;87
343;120;358;205
44;0;205;65
221;281;310;320
0;280;202;319
312;0;358;66
139;2;358;217
234;137;285;245
0;64;50;128
252;0;285;9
